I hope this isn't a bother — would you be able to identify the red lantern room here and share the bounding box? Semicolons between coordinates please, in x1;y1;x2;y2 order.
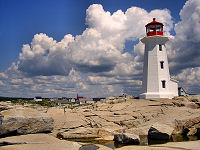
145;18;163;36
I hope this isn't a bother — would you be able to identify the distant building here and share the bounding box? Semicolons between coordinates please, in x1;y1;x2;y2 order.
69;98;76;103
52;99;70;106
79;98;95;104
77;94;95;104
178;87;188;96
34;96;43;102
50;97;58;102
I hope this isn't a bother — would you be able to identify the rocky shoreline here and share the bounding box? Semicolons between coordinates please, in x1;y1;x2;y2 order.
0;95;200;149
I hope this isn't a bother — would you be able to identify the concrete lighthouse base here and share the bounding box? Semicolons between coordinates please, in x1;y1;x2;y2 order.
140;92;175;99
140;79;178;99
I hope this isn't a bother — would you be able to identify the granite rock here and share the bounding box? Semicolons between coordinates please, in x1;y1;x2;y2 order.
148;123;174;140
0;108;54;136
114;133;140;145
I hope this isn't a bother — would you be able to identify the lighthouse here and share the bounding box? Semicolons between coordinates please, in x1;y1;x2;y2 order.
140;18;178;99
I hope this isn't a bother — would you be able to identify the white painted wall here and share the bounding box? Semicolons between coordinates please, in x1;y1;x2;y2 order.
140;36;178;99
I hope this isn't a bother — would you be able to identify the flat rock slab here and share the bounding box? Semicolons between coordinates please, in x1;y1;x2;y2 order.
46;107;88;132
0;133;81;150
116;140;200;150
0;108;54;136
80;144;112;150
57;127;114;139
79;144;99;150
79;144;112;150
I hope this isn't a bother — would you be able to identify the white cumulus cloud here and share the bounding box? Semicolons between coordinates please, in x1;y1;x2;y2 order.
168;0;200;75
2;1;200;96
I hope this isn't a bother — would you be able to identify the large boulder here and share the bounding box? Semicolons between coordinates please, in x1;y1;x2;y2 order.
113;133;140;145
148;123;174;140
173;116;200;136
0;108;54;136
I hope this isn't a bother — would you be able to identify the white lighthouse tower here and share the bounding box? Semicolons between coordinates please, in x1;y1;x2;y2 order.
140;18;178;99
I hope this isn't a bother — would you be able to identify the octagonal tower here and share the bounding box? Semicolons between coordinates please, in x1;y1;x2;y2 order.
139;18;178;99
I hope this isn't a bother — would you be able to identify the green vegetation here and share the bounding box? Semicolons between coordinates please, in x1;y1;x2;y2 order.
0;96;54;107
34;99;54;107
0;97;33;102
93;97;105;102
11;99;30;104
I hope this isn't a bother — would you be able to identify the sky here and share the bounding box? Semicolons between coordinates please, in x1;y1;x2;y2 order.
0;0;200;98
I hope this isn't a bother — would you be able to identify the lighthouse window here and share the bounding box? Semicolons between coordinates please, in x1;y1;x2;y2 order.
150;25;156;32
160;61;164;69
147;26;150;33
156;25;162;31
162;80;166;88
159;45;162;51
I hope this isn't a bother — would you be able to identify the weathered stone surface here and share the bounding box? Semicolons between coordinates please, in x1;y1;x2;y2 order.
0;108;54;136
173;116;200;136
188;95;200;102
0;102;13;112
46;107;88;136
175;95;200;109
57;127;100;139
79;144;99;150
185;102;199;109
1;95;200;146
0;133;81;150
125;126;150;136
148;123;174;140
80;144;112;150
57;127;114;140
116;140;200;150
48;95;200;141
113;133;140;145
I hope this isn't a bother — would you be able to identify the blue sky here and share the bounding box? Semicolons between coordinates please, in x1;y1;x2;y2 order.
0;0;186;72
0;0;200;98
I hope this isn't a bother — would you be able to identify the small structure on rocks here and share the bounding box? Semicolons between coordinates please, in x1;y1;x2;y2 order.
178;87;188;96
34;96;43;102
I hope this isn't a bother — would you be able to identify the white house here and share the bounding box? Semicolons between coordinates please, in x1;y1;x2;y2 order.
78;98;95;104
34;96;43;102
69;98;76;103
178;87;188;96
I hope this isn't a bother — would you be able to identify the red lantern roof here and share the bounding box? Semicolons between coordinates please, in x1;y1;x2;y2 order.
145;18;164;36
145;18;163;27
